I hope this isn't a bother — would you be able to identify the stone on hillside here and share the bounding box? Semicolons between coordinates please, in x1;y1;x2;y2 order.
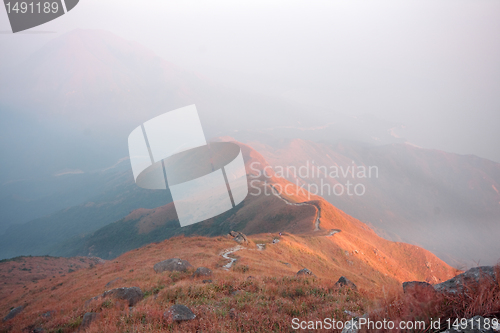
80;312;100;329
154;258;193;273
434;266;498;294
193;267;212;278
402;281;436;302
335;276;357;290
296;268;314;276
102;287;144;307
202;279;212;284
105;277;124;288
3;305;24;322
229;231;248;244
164;304;196;321
41;310;56;318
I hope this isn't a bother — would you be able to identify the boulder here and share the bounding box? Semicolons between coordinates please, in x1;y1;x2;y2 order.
229;231;248;244
296;268;314;277
202;279;212;284
80;312;100;330
3;305;24;322
335;276;357;290
164;304;196;321
434;266;498;294
193;267;212;278
402;281;436;302
154;258;193;273
102;287;144;307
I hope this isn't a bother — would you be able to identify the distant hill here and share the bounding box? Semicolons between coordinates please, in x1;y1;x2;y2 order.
248;138;500;266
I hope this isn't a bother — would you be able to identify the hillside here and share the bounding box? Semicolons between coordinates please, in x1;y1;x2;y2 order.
248;138;500;266
0;233;461;332
56;140;459;287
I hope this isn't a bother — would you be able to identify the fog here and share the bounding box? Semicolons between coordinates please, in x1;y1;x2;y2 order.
1;0;499;162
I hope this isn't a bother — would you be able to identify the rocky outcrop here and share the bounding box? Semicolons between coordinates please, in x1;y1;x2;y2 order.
297;268;314;277
154;258;193;273
335;276;357;290
87;287;144;307
228;231;248;244
2;305;24;322
164;304;196;321
434;266;498;294
102;287;144;307
192;267;212;278
402;281;436;302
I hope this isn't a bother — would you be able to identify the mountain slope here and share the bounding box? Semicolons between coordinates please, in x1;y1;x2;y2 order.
57;140;458;289
0;233;459;333
248;138;500;266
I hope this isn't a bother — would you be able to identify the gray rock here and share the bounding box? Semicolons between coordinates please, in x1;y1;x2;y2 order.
434;266;497;294
80;312;100;329
102;287;144;307
272;238;280;244
296;268;314;276
193;267;212;278
105;277;124;288
3;305;23;322
154;258;193;273
335;276;357;290
202;279;212;284
229;231;248;244
402;281;436;301
41;310;56;318
164;304;196;321
438;315;498;332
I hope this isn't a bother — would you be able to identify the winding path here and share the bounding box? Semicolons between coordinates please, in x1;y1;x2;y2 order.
220;246;244;269
269;184;321;231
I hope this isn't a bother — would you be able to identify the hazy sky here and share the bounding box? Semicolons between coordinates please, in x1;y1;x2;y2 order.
1;0;499;161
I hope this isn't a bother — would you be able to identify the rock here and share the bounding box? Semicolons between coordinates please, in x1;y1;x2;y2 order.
80;312;100;329
231;290;242;296
272;238;280;244
41;310;56;318
438;315;499;332
105;277;124;288
164;304;196;321
402;281;436;302
3;305;24;322
335;276;357;290
193;267;212;278
102;287;144;307
229;231;248;244
202;279;212;284
296;268;314;277
434;266;498;294
154;258;193;273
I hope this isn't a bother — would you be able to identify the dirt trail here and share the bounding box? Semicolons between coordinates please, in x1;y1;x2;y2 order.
269;184;321;231
220;246;244;269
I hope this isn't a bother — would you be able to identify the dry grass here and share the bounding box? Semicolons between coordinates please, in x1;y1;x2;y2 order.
0;236;494;333
366;264;500;332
